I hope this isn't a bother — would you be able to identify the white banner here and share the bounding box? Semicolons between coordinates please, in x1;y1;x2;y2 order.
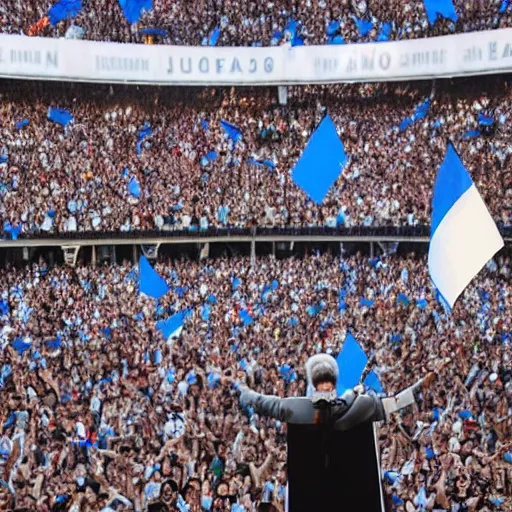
1;29;512;85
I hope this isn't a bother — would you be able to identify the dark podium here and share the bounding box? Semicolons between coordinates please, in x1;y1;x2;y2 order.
287;422;386;512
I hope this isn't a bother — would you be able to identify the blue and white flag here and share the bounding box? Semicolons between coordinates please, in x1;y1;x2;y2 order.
220;120;242;143
137;122;153;156
156;312;185;342
428;143;504;309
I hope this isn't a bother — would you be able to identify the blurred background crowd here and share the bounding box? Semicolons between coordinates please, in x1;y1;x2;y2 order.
0;1;511;512
0;77;511;238
0;0;512;46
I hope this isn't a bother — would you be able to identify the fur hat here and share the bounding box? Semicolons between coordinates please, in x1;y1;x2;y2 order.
305;354;339;388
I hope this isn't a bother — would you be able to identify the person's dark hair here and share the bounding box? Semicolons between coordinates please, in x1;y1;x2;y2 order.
311;365;337;388
161;479;178;493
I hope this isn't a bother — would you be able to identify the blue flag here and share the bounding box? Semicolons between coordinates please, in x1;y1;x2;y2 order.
291;115;347;204
360;297;374;308
220;120;243;143
397;293;410;306
118;0;152;24
201;304;211;322
364;370;384;394
326;21;340;35
423;0;458;24
416;298;428;309
203;27;220;46
239;309;253;326
352;17;373;36
248;158;275;170
478;112;494;127
139;256;170;299
336;333;367;395
399;98;430;131
3;222;21;241
336;333;384;395
12;337;32;355
15;120;30;130
463;129;481;139
377;23;392;42
46;337;62;350
329;34;346;45
128;177;141;198
48;107;74;126
48;0;82;26
137;122;153;156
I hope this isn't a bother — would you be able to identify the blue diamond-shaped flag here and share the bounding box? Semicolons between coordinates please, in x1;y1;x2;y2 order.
291;115;347;204
336;332;368;395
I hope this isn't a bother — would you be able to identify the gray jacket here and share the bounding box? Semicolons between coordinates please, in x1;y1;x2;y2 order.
238;386;386;431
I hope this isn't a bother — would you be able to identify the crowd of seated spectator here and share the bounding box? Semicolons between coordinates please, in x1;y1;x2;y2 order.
0;0;511;46
0;77;510;238
0;250;511;511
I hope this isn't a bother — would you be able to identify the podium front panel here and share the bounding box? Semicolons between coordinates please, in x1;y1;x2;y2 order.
286;422;384;512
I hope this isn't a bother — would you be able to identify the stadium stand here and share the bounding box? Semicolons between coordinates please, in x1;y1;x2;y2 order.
0;1;512;511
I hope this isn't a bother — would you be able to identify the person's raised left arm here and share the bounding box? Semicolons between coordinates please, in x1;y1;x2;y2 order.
222;375;293;422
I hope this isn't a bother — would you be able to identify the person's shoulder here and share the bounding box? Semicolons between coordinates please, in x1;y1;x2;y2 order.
339;389;356;404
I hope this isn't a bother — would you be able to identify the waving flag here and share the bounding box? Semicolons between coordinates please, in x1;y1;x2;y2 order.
336;333;368;395
137;122;153;156
156;312;185;341
48;107;74;126
119;0;152;24
220;120;242;143
292;115;347;204
399;98;430;132
139;256;169;299
128;176;141;198
352;16;373;36
428;143;503;309
12;337;32;355
48;0;82;26
335;333;383;395
423;0;458;24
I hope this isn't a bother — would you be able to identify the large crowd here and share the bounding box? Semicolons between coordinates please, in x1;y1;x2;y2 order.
0;0;511;45
0;4;511;511
0;77;511;239
0;250;510;511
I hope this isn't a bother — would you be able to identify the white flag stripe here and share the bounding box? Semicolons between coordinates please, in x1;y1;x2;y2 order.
428;184;504;308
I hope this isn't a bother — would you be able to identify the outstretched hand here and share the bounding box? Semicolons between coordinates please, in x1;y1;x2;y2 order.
422;372;436;389
423;357;451;389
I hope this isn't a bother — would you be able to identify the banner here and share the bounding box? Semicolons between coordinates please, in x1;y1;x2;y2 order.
1;29;512;85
